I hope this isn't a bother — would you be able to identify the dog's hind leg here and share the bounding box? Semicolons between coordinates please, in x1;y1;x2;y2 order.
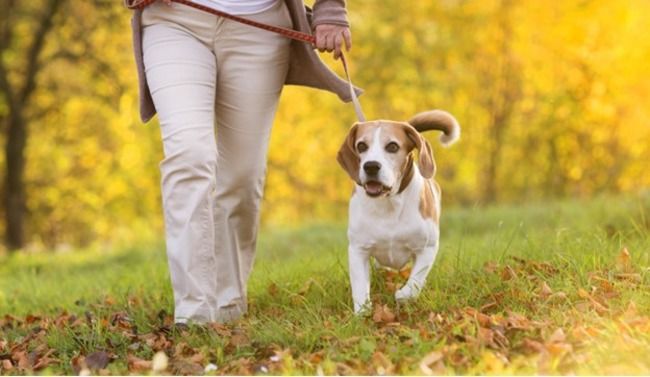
395;245;438;302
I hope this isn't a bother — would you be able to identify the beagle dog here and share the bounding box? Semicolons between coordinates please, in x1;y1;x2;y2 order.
337;110;460;313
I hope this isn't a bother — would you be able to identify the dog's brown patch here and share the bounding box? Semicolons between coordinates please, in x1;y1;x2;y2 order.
419;180;440;223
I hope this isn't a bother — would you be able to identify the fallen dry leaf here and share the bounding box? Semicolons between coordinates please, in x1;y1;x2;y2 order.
127;354;152;372
538;281;553;298
419;351;444;375
229;332;250;347
616;247;631;272
614;273;642;283
372;304;396;324
483;261;499;274
500;265;517;281
521;338;545;354
85;351;111;370
399;266;412;279
70;355;86;375
267;283;278;297
546;342;573;356
547;328;566;343
2;359;13;371
31;348;58;370
14;350;29;369
371;351;394;374
463;307;492;328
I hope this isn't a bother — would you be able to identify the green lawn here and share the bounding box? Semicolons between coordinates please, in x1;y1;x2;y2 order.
1;194;650;375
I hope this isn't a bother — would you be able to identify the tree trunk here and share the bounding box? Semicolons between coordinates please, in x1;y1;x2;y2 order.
5;111;26;250
0;0;62;250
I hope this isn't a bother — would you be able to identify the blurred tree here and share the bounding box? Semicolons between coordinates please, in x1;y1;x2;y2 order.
0;0;64;250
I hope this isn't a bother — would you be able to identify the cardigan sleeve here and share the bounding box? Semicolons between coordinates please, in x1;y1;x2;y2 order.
311;0;349;28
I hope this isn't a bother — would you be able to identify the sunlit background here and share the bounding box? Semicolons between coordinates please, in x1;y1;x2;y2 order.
1;0;649;251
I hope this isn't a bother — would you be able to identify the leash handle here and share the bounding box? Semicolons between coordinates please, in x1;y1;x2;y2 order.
339;54;366;122
127;0;366;122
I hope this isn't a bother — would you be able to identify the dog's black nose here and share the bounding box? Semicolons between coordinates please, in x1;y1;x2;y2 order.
363;161;381;175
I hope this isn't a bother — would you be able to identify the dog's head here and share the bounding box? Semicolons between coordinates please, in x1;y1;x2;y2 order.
337;110;460;198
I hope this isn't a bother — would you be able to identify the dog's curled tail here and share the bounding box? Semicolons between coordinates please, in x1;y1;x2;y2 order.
408;110;461;147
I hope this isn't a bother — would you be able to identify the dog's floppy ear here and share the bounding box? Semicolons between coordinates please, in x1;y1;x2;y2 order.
402;123;436;179
337;123;362;184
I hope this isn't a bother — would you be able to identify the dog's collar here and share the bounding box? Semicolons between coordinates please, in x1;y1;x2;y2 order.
397;155;414;194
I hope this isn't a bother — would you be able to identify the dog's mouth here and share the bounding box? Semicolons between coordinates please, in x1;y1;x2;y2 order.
363;181;391;197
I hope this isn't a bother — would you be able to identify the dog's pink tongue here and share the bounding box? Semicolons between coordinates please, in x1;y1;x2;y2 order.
365;182;383;195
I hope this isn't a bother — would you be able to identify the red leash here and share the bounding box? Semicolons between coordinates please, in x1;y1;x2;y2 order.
127;0;366;122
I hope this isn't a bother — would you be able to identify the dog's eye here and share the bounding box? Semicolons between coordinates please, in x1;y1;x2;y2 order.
385;142;399;153
356;142;368;153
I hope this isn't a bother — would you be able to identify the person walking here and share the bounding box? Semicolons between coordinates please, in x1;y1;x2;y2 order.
127;0;361;324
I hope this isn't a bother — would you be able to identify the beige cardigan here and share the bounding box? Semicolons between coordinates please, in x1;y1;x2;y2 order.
128;0;363;123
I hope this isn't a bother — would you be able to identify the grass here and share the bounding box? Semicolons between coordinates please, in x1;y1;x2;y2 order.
1;193;650;375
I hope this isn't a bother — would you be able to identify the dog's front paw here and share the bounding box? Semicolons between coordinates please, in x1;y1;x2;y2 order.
395;284;420;302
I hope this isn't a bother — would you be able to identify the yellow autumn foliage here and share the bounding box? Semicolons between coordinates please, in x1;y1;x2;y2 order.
1;0;649;248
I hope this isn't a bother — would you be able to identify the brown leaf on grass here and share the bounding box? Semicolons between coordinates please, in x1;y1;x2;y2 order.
419;351;444;375
298;278;315;296
521;338;545;354
25;314;41;324
157;309;174;328
616;247;631;272
13;350;29;369
173;342;193;358
500;265;517;281
614;273;642;283
372;351;395;375
483;261;499;274
267;283;278;297
104;296;116;306
546;342;573;356
109;311;132;328
171;359;204;375
224;357;255;375
229;331;250;347
477;327;497;348
480;301;498;313
372;304;396;324
547;328;566;343
570;325;601;342
209;323;232;337
399;266;412;279
577;288;591;299
590;275;616;293
85;351;111;370
335;362;355;375
142;332;172;351
505;311;533;331
577;288;609;314
31;349;58;370
2;359;14;371
307;350;324;364
463;307;492;327
538;281;553;298
70;355;86;375
127;354;152;372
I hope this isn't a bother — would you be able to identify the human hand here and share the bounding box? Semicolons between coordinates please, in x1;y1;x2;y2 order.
314;24;352;60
